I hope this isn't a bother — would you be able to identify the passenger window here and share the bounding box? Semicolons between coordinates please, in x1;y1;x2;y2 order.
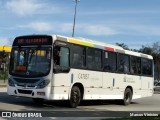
130;56;141;75
87;48;102;70
104;52;117;72
118;54;130;73
54;46;69;67
72;45;86;68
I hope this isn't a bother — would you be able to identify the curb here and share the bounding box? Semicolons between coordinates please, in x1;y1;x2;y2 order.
0;85;7;88
0;80;8;88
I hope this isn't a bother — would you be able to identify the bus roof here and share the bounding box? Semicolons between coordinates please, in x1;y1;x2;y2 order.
12;34;153;60
54;35;153;60
54;34;123;50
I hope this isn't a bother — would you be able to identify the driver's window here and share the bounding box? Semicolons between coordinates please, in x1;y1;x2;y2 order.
54;46;69;67
18;51;25;66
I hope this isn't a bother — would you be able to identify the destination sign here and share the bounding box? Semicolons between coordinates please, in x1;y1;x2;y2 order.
13;35;52;46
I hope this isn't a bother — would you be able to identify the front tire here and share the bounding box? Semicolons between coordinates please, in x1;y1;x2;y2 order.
123;88;132;105
69;86;81;108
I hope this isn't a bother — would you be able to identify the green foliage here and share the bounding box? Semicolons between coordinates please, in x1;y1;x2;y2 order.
139;45;154;55
139;42;160;79
0;70;8;80
116;43;130;50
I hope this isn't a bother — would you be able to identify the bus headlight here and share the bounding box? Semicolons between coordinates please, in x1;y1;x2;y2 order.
36;79;50;89
8;78;15;87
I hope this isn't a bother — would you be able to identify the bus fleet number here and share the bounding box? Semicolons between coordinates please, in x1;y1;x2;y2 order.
78;73;89;79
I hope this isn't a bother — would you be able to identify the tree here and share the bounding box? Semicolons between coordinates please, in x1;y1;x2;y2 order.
139;45;154;55
116;43;129;50
152;42;160;80
139;42;160;80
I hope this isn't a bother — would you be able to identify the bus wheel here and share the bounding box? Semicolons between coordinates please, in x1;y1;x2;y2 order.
123;88;132;105
69;86;81;108
32;98;44;104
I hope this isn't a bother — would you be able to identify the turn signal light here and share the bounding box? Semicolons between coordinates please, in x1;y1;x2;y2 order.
37;92;45;96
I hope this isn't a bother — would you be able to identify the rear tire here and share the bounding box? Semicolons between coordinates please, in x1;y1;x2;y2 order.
69;86;81;108
123;88;132;105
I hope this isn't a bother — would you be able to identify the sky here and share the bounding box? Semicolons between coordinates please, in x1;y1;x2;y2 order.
0;0;160;49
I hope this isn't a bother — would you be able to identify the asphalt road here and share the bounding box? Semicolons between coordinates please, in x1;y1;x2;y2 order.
0;87;160;119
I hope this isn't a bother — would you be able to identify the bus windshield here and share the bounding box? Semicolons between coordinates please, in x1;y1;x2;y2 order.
9;47;51;77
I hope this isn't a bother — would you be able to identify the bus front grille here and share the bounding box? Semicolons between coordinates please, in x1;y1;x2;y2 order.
17;83;35;88
18;89;32;94
14;78;40;83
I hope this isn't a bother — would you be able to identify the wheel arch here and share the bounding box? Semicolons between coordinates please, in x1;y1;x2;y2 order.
125;86;133;95
70;83;84;100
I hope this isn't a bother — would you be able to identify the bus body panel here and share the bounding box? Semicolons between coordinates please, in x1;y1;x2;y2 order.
7;34;154;106
52;73;71;87
68;69;103;88
141;76;153;90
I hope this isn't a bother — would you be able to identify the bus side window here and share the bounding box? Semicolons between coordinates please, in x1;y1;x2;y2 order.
71;45;86;68
59;47;69;67
104;51;117;72
87;48;102;70
142;58;152;76
53;47;60;65
130;56;141;75
53;46;70;72
118;54;130;73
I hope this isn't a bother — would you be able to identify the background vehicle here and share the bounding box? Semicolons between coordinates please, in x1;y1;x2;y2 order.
7;34;154;108
154;81;160;92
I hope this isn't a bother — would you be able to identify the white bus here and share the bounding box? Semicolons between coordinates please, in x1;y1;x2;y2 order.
7;34;154;108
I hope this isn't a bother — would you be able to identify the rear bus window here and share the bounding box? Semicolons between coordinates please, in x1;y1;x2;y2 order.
142;58;152;76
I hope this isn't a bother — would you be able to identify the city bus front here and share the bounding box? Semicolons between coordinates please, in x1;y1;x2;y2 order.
7;35;53;101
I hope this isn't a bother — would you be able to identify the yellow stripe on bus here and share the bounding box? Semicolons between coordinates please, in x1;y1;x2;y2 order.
68;38;81;44
68;38;94;47
81;41;94;47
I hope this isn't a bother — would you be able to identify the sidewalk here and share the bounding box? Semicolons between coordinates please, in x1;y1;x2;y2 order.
0;79;7;87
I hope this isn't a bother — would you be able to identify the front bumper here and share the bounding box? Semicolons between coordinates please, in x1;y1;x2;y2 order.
7;85;51;99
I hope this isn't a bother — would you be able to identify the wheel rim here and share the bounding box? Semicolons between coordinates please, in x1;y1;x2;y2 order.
125;92;130;103
71;90;80;103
